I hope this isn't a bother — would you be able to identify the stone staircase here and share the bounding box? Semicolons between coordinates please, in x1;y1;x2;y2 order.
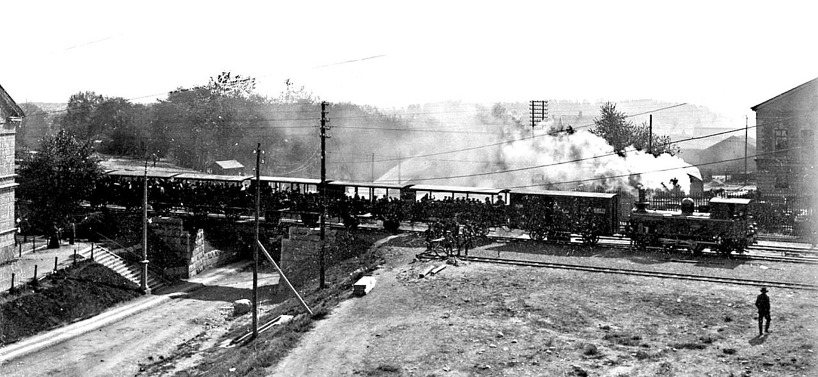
80;246;168;292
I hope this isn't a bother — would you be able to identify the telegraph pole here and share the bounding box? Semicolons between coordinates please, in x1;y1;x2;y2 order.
529;100;548;136
744;115;749;185
319;101;329;289
141;157;150;295
252;143;261;339
649;114;653;155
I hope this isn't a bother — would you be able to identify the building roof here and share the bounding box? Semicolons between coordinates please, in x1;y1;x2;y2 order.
0;83;24;121
751;77;818;111
211;160;244;170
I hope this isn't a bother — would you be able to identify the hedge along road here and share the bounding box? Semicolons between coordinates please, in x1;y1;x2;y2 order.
0;261;279;377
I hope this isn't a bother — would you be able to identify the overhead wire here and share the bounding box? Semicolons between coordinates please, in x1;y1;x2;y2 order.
371;124;763;183
505;146;803;189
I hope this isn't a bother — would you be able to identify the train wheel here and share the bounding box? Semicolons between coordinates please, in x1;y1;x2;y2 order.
716;235;732;255
689;242;705;256
632;237;648;251
581;232;599;246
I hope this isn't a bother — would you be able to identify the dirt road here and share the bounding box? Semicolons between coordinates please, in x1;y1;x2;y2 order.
0;262;279;377
267;244;418;377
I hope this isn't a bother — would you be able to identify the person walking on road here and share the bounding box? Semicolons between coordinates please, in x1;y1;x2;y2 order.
755;287;771;336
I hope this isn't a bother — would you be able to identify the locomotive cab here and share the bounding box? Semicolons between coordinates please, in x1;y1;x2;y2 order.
709;197;752;220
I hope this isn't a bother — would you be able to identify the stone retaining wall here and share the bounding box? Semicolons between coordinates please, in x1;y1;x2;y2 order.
150;217;234;279
279;226;336;291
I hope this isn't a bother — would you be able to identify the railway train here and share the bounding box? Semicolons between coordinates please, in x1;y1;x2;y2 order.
94;169;756;254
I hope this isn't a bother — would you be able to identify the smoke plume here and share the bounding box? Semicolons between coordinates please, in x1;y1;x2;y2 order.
375;114;699;196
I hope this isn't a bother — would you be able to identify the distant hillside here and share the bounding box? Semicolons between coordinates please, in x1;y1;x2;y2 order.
24;102;66;115
681;135;756;175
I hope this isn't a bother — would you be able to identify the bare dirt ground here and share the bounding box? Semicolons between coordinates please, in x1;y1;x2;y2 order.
5;234;816;377
0;262;279;377
266;238;818;377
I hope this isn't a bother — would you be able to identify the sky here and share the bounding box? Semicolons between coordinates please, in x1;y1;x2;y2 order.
3;0;816;123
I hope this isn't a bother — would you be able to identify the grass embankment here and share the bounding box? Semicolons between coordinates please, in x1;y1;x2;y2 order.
0;261;141;346
155;230;391;376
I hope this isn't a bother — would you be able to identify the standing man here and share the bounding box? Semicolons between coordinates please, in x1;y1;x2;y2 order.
755;287;771;336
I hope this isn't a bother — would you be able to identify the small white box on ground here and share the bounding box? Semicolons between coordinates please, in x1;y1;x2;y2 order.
353;276;376;296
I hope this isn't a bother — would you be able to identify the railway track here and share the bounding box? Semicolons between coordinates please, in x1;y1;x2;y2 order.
451;255;818;291
481;231;818;265
746;243;818;255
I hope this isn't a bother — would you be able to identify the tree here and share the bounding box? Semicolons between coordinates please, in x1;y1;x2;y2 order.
591;102;677;156
58;91;104;140
156;72;267;170
18;130;103;246
92;98;151;157
630;121;679;156
274;79;318;104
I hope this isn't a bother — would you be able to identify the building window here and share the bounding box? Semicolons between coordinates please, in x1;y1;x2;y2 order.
774;170;790;189
774;129;788;151
802;129;815;161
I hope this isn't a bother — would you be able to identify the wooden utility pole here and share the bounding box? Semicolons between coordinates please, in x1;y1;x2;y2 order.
141;157;150;295
649;114;653;155
745;115;748;185
319;101;329;289
529;100;548;136
252;143;261;339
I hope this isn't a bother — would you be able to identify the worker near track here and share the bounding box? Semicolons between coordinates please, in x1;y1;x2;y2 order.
755;287;771;336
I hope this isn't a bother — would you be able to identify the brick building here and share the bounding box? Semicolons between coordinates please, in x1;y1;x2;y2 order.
0;84;23;263
751;77;817;199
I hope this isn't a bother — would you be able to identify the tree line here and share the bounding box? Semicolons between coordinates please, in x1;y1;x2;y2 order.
15;73;677;243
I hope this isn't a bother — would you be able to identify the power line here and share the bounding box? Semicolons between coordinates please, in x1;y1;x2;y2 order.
505;146;803;189
372;124;760;183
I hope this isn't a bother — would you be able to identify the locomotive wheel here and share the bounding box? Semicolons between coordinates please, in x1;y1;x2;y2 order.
715;234;732;255
689;242;705;255
581;232;599;246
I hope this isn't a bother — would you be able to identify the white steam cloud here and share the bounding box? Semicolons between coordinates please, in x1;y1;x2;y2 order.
376;119;699;196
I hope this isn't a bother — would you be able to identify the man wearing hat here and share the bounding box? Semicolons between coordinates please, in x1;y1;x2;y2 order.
755;287;771;336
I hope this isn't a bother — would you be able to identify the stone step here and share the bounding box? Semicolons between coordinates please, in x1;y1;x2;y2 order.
80;247;168;291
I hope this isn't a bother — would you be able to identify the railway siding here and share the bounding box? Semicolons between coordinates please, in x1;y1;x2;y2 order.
464;241;818;289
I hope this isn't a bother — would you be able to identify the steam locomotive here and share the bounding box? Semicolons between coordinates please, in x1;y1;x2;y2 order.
628;193;756;254
96;169;756;254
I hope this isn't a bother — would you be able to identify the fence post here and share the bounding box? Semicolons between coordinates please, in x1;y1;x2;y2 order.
10;273;14;291
91;243;95;261
74;249;77;265
54;256;58;271
33;265;38;281
18;243;21;257
32;237;35;253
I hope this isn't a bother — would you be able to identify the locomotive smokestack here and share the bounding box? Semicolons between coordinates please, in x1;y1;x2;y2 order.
635;185;648;213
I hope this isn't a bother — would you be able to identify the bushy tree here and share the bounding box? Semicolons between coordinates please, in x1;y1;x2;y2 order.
93;98;151;157
59;91;104;140
18;130;103;246
155;72;270;170
592;102;677;156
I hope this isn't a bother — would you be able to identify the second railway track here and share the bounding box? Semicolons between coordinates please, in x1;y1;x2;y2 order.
447;254;818;292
